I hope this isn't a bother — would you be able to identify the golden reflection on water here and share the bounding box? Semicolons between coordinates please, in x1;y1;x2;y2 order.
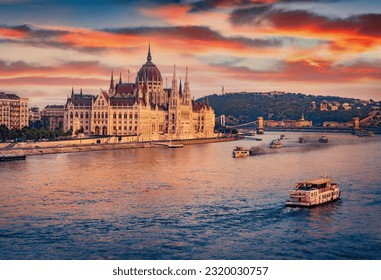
1;132;380;259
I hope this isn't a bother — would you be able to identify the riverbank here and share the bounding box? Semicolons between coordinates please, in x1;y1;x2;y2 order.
0;136;240;157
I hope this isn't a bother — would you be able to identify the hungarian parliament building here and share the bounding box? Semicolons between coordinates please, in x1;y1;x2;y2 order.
63;46;215;141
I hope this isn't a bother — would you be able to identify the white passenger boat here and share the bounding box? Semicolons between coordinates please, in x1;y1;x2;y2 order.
285;176;341;207
232;146;251;158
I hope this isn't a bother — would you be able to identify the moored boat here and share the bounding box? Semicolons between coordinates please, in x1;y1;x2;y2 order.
0;154;26;162
168;144;183;148
285;176;341;207
232;146;250;158
244;131;256;138
298;137;305;143
269;139;283;148
280;134;285;140
318;136;328;143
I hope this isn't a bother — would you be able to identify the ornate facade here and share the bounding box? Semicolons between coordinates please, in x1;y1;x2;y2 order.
64;46;215;140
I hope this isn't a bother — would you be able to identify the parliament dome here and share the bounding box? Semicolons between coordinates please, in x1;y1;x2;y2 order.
137;45;162;82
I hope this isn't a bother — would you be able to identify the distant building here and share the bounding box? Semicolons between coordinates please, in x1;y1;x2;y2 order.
64;45;215;140
41;105;65;130
320;100;329;111
342;103;352;110
264;113;312;128
28;106;41;123
330;102;340;111
0;92;28;129
311;101;316;110
323;121;353;128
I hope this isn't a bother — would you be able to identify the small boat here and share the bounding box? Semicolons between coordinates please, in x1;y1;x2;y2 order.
254;138;262;141
357;130;374;137
285;176;341;207
298;137;305;143
280;134;285;140
318;136;328;143
232;146;250;158
244;131;256;137
269;139;283;148
168;144;183;148
257;128;264;134
0;154;26;162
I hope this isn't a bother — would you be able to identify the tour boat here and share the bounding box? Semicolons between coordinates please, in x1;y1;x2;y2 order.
232;146;251;158
318;136;328;143
285;176;341;207
280;134;285;140
269;139;283;148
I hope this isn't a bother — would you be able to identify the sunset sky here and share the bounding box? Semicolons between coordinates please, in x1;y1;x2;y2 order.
1;0;381;107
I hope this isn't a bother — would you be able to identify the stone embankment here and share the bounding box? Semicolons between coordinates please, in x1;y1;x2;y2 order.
0;136;239;157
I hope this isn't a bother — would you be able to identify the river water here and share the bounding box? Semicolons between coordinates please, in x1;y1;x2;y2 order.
1;132;380;260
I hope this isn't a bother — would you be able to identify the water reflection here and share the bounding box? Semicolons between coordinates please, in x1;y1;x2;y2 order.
0;132;380;259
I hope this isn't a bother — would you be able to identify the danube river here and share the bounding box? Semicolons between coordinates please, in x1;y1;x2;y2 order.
1;132;380;259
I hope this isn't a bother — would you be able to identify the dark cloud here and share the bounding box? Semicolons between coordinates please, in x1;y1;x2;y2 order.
105;25;282;48
230;5;273;25
230;6;381;37
188;0;337;13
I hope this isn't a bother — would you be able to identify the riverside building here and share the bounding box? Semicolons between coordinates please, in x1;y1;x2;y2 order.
64;46;215;140
0;92;29;129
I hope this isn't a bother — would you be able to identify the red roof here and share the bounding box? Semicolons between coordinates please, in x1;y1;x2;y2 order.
116;83;135;94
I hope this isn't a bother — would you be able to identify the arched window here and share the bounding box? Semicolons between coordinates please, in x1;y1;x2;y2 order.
124;113;127;119
98;112;100;119
93;112;96;118
101;112;104;119
129;113;132;119
105;112;108;118
85;112;89;119
119;113;122;119
70;112;73;119
75;112;78;118
80;112;83;119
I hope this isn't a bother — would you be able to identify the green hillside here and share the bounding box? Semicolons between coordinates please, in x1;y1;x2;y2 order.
198;92;377;126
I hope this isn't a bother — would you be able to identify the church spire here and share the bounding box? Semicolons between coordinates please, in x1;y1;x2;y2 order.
119;71;122;84
147;42;152;62
173;64;176;79
179;78;182;96
109;70;114;90
184;67;191;105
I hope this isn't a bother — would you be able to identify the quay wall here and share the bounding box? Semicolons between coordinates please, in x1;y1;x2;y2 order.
0;136;239;157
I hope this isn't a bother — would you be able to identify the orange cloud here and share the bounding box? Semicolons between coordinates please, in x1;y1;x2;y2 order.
0;26;28;38
230;8;381;55
210;59;381;84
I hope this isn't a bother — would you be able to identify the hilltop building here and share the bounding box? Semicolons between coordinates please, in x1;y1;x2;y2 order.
64;46;215;140
0;92;28;129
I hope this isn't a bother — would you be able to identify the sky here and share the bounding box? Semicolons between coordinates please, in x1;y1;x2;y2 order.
0;0;381;108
